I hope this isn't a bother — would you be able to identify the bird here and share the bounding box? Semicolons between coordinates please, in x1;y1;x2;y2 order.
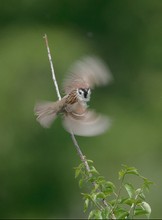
34;56;112;136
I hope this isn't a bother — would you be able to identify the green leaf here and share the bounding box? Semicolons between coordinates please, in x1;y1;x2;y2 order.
126;167;139;176
96;192;106;199
105;181;115;189
141;201;151;218
88;210;102;219
134;208;149;217
74;164;84;178
90;166;99;175
117;211;128;219
135;188;145;200
97;176;105;182
101;207;110;219
121;164;139;176
88;176;97;183
126;169;139;176
109;199;116;206
84;198;89;212
79;179;84;188
124;183;134;198
93;183;99;192
87;159;94;164
115;208;128;219
119;169;126;180
88;210;95;219
81;193;91;200
102;181;115;195
143;178;154;191
135;188;142;195
120;197;135;206
75;168;81;178
91;193;97;202
139;192;145;200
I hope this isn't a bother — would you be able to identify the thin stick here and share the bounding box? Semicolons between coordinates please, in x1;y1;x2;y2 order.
43;34;61;101
70;132;91;172
43;34;116;219
43;34;91;172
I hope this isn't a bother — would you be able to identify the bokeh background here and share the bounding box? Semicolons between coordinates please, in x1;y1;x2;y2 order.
0;0;162;218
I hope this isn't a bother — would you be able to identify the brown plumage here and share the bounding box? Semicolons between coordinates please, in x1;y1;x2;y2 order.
65;90;78;105
34;56;112;136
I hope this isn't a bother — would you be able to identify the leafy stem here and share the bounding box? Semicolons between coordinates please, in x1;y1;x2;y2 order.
43;35;152;219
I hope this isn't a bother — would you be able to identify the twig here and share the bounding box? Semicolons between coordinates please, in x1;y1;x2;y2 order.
43;34;116;220
112;174;126;212
43;34;91;172
70;133;91;172
43;34;61;101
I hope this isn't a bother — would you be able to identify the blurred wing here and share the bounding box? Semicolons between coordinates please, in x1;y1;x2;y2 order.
63;56;112;94
62;110;111;136
34;101;58;128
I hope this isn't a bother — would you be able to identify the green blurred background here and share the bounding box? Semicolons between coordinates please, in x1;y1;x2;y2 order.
0;0;162;218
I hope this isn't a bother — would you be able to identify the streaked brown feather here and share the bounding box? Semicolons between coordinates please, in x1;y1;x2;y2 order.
65;90;78;105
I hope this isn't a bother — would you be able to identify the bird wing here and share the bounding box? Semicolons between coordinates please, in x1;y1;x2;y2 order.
34;98;66;128
62;56;112;94
62;110;111;136
34;101;59;128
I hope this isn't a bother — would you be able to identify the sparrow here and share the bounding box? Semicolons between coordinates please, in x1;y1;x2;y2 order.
34;56;112;136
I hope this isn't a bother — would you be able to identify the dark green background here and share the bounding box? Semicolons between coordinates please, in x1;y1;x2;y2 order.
0;0;162;218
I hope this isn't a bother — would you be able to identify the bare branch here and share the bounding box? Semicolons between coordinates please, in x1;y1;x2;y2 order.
70;132;91;172
43;34;116;219
43;34;91;171
43;34;61;101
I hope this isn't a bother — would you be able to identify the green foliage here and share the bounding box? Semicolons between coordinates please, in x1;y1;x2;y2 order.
75;162;153;219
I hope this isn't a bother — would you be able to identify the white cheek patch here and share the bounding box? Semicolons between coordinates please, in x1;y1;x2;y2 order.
77;88;91;102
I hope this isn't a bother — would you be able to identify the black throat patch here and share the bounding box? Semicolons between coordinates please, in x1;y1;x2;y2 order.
81;88;89;98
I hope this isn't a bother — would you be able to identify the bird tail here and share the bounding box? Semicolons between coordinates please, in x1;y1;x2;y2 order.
34;99;65;128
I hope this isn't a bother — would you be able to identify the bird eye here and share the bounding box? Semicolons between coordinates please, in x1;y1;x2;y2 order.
78;90;82;95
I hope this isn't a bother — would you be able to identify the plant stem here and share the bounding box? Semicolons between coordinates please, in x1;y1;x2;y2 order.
128;188;142;219
43;33;92;174
70;132;91;172
43;34;92;174
43;34;61;101
43;34;116;220
112;174;125;212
